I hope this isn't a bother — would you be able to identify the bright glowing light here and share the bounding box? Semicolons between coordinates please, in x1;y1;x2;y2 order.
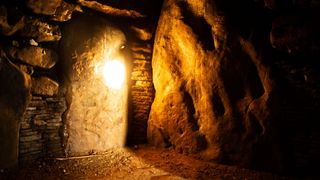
102;60;125;89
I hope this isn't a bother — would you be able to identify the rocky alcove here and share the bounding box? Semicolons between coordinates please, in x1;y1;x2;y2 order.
1;0;320;179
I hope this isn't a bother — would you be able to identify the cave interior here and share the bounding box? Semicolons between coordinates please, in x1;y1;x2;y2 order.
1;0;320;179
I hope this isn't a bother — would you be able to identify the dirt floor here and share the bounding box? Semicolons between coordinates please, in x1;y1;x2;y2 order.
1;145;296;180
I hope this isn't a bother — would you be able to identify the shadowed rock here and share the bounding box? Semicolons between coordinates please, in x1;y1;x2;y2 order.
7;46;57;69
19;18;61;42
51;1;82;22
26;0;63;15
0;57;31;169
77;0;145;18
148;0;279;170
0;6;25;36
31;77;59;96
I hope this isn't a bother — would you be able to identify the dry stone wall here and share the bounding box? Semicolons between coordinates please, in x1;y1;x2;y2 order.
0;0;159;168
0;0;72;168
127;42;154;144
20;95;66;163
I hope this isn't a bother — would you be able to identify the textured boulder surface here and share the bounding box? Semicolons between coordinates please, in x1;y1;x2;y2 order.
60;15;128;156
0;58;31;169
26;0;63;15
31;77;59;96
20;18;62;42
7;46;58;69
148;0;279;170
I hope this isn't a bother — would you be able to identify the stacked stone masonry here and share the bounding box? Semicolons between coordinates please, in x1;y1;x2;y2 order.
1;0;158;166
20;95;67;163
129;42;154;144
0;0;74;167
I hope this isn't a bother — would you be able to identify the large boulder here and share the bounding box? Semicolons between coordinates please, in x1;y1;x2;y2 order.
148;0;280;170
0;57;31;169
31;76;59;96
19;18;61;42
60;15;128;156
51;1;82;22
26;0;63;15
7;46;57;69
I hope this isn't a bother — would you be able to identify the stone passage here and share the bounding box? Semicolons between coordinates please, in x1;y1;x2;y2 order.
20;95;67;163
128;42;154;144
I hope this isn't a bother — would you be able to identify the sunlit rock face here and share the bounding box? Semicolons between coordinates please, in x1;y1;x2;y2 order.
60;15;128;156
0;58;31;169
148;0;279;170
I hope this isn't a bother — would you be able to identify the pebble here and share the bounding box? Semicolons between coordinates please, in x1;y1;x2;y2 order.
29;39;38;46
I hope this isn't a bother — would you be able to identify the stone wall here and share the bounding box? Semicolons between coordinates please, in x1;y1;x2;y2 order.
0;0;71;168
20;95;66;163
127;42;154;144
0;0;160;167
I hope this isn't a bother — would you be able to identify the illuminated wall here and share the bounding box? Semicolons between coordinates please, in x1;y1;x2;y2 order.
60;15;128;156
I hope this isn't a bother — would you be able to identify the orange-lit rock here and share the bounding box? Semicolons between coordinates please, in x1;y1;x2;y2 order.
7;46;57;69
31;77;59;96
148;0;279;169
50;1;82;22
26;0;63;15
20;18;61;42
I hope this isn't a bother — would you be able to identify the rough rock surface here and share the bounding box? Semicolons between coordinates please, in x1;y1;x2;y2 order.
31;77;59;96
129;26;153;41
0;58;31;169
51;1;82;22
7;46;57;69
127;42;154;144
60;15;128;156
77;0;145;18
19;18;61;42
0;6;25;36
148;0;278;170
26;0;63;15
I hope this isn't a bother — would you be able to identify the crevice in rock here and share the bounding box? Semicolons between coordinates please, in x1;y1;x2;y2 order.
247;64;265;99
183;91;199;131
211;93;225;117
178;1;214;51
220;60;246;104
159;128;172;148
248;112;263;140
196;134;208;150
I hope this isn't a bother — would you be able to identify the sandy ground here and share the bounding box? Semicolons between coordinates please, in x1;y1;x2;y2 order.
1;145;294;180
